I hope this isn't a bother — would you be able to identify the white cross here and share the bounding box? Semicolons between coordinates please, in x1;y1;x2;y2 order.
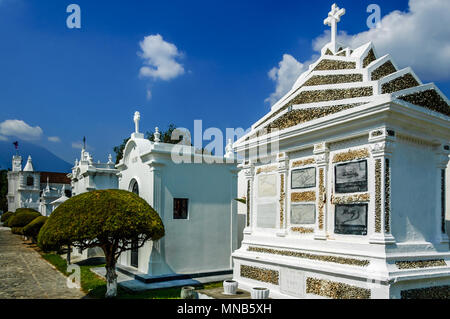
324;3;346;50
133;111;141;134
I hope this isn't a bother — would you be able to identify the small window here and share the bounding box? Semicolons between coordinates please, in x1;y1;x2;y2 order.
26;176;34;186
173;198;188;219
130;179;139;196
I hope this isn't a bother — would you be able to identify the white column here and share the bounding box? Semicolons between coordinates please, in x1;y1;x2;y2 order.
369;128;396;245
276;153;289;237
314;142;329;240
435;143;450;244
242;161;255;236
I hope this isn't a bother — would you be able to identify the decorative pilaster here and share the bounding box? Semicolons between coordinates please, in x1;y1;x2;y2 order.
277;153;289;237
435;144;449;243
314;142;329;240
369;128;396;244
242;161;255;235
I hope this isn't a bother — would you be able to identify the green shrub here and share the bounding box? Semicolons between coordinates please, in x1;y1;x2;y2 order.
8;209;41;228
11;227;23;235
1;211;14;223
23;216;48;242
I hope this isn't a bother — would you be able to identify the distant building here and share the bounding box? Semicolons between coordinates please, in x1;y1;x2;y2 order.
6;155;71;216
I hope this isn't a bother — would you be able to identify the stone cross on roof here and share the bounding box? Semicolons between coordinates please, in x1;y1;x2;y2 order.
134;111;141;134
324;3;345;52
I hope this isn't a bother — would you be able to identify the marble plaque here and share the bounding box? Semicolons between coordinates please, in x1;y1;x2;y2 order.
280;267;305;298
335;160;368;193
335;204;368;235
256;203;277;229
291;204;316;225
292;167;316;189
258;174;277;198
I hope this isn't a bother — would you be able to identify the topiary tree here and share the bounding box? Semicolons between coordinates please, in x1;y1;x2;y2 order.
23;216;48;243
11;227;24;235
8;209;41;228
38;189;165;298
1;211;14;223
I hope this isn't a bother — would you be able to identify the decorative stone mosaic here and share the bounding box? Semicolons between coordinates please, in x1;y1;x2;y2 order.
375;159;382;233
291;191;316;202
363;49;376;68
240;265;279;285
398;89;450;116
381;73;419;94
331;193;370;204
385;159;391;233
332;148;370;163
287;87;373;106
280;174;285;227
318;168;325;230
371;130;383;137
401;285;450;299
371;61;397;81
247;246;370;267
247;180;250;227
303;74;363;86
336;51;346;57
395;259;447;269
256;165;277;175
263;103;365;132
292;158;316;168
325;49;333;55
306;278;371;299
291;227;314;234
314;59;356;71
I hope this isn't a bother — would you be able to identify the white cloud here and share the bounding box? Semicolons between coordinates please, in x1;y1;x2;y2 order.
146;88;152;100
265;54;307;105
313;0;450;81
48;136;61;143
0;135;8;141
266;0;450;105
138;34;185;81
0;120;43;141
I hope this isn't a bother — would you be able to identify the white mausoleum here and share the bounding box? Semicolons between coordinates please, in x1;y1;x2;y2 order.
7;155;71;216
114;112;238;281
232;4;450;299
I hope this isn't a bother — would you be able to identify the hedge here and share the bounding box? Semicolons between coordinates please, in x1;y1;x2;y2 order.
1;211;14;223
11;227;24;235
8;209;41;228
23;216;48;242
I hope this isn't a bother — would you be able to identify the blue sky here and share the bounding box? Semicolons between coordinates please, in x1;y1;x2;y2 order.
0;0;448;164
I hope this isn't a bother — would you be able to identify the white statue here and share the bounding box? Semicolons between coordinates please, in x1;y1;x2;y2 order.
134;111;141;134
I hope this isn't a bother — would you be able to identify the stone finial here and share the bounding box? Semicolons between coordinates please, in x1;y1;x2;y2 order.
23;155;34;172
107;154;113;164
324;3;345;52
75;158;78;166
154;127;161;143
134;111;141;134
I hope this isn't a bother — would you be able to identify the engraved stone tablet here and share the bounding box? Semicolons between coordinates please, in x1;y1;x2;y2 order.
291;204;316;225
258;174;277;198
335;160;368;193
280;267;305;298
335;204;368;235
257;203;277;229
292;167;316;189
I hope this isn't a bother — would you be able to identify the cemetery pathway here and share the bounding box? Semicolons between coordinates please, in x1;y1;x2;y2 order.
0;226;85;299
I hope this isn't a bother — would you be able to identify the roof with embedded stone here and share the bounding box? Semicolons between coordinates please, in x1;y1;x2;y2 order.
238;41;449;143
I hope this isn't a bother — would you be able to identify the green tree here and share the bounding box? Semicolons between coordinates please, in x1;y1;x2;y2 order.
38;189;165;298
0;170;8;213
23;216;48;243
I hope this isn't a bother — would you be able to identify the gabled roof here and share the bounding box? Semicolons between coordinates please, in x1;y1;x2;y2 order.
236;41;449;145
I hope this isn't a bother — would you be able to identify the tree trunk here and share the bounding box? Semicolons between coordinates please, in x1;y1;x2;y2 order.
104;253;118;298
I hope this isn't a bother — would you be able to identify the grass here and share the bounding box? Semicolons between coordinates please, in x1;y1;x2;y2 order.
41;252;222;299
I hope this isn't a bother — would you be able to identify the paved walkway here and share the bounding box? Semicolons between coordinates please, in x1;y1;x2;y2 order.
0;226;85;299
